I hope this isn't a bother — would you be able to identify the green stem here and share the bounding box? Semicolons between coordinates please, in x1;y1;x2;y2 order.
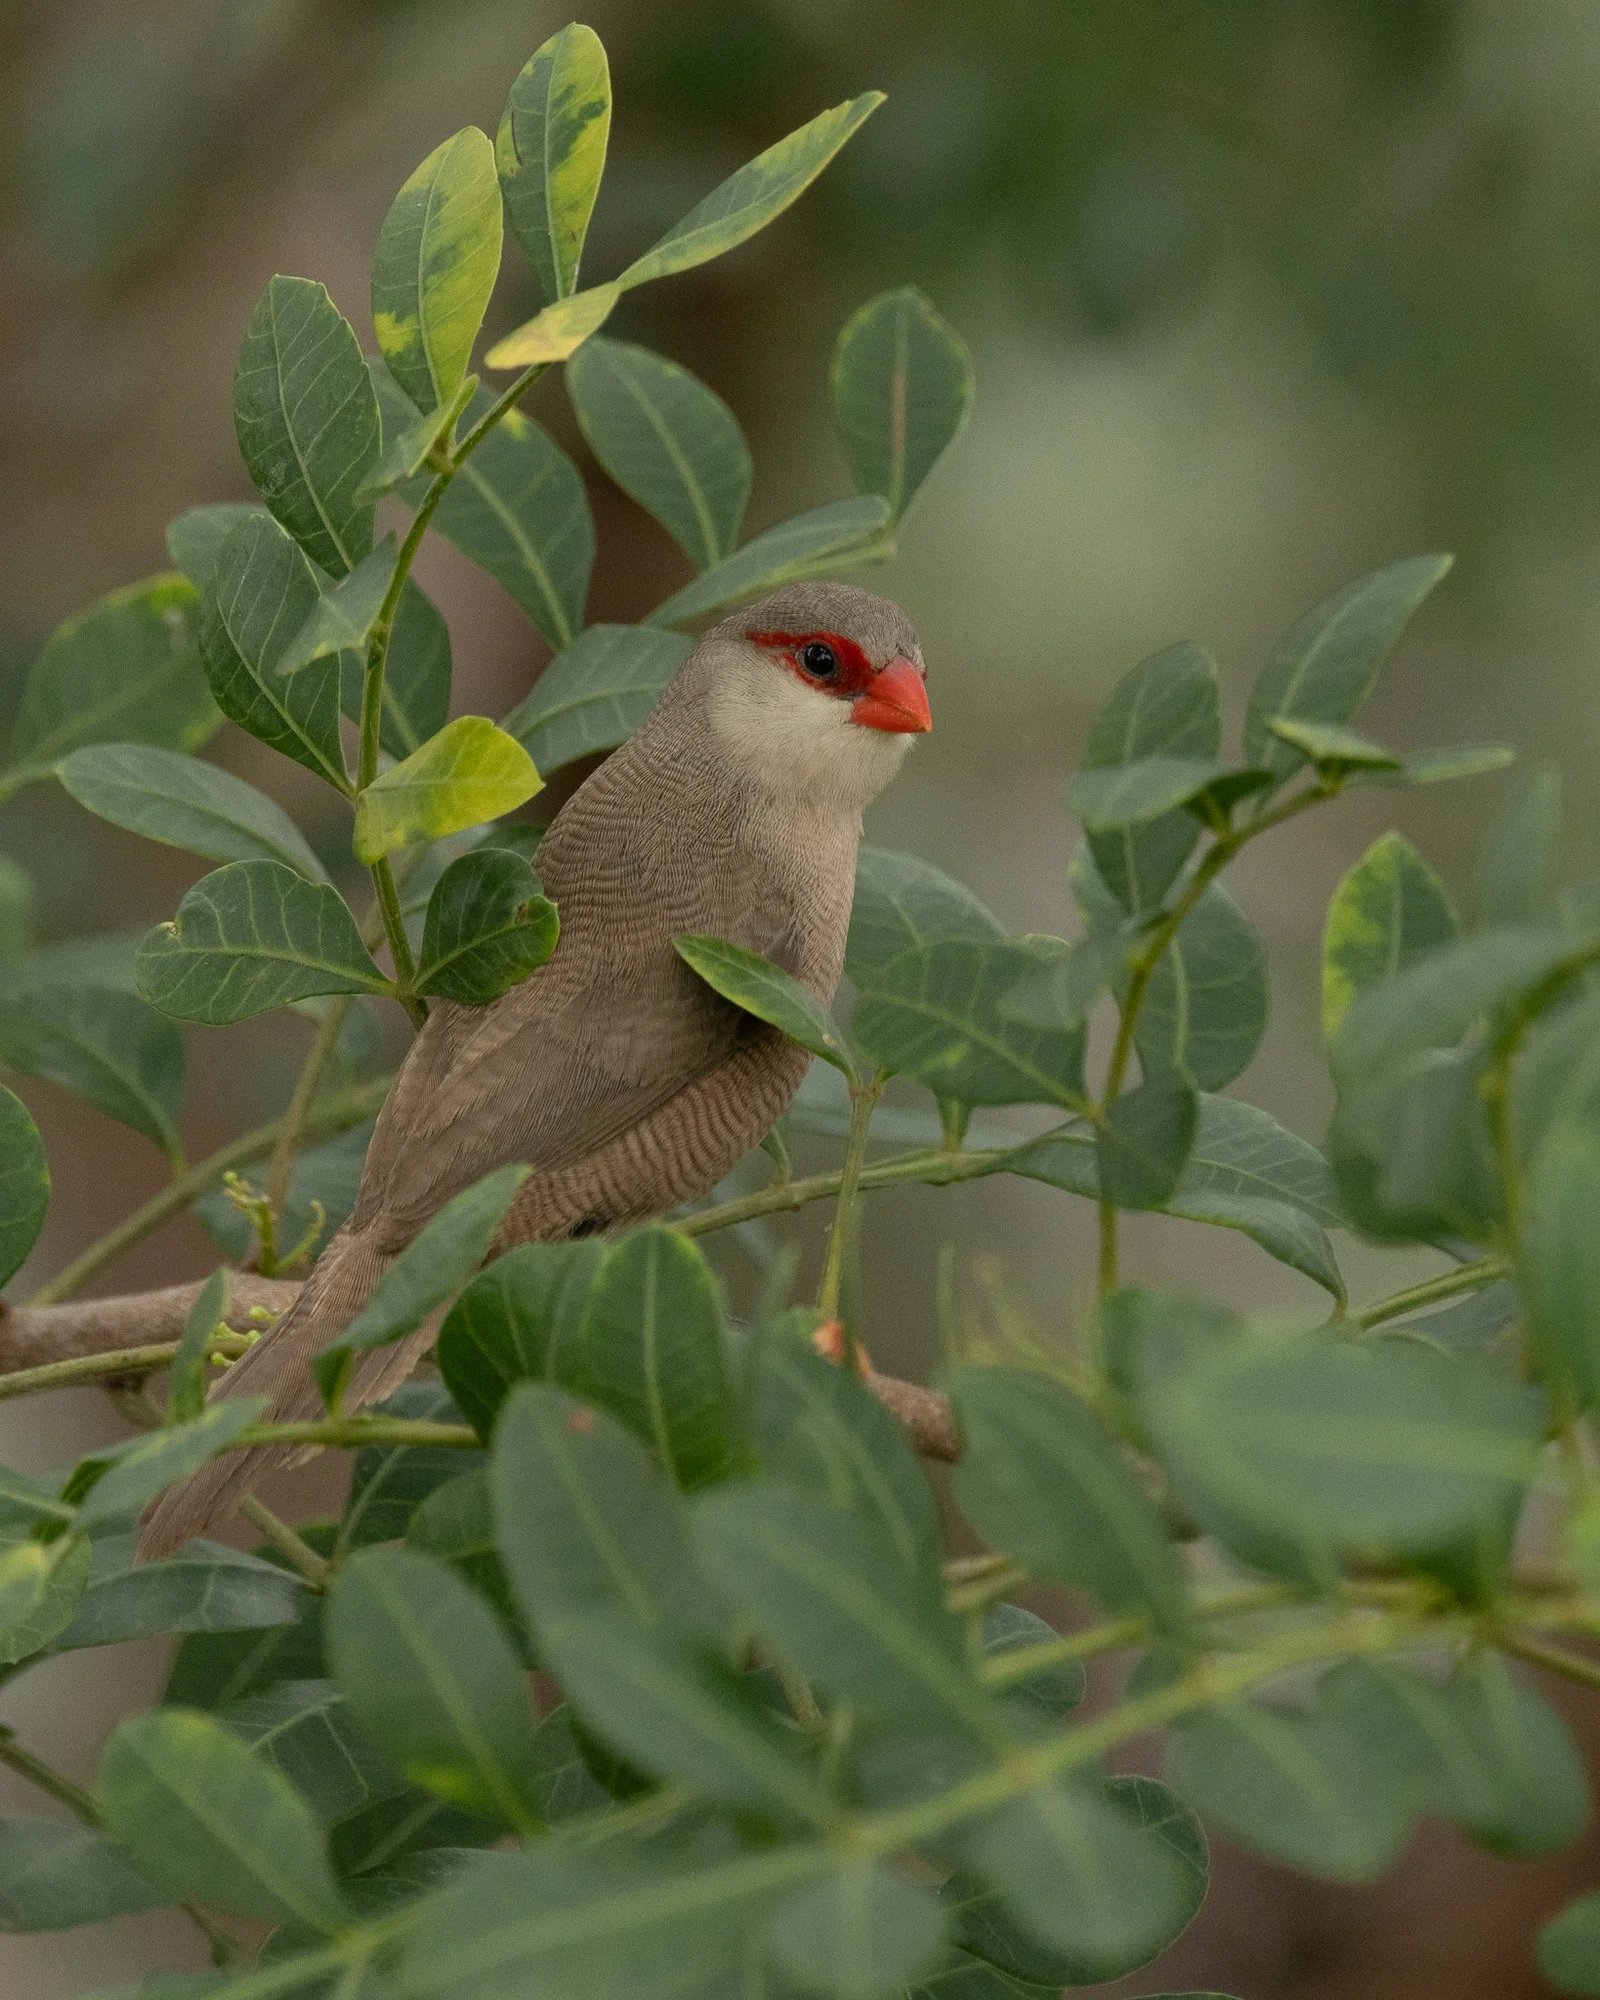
370;856;426;1027
817;1074;882;1331
0;1335;251;1402
240;1494;334;1590
233;1416;480;1452
265;998;354;1222
0;1728;240;1964
26;1077;393;1306
678;1136;1030;1241
1349;1254;1509;1332
1093;779;1337;1296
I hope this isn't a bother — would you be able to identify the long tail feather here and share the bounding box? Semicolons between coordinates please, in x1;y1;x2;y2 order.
137;1225;428;1558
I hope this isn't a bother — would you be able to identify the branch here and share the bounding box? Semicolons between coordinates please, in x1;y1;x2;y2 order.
0;1266;963;1461
0;1275;301;1373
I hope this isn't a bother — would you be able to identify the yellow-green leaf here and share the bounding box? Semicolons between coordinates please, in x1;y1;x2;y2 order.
483;283;620;371
1321;832;1457;1043
497;23;612;304
353;718;542;864
373;128;504;415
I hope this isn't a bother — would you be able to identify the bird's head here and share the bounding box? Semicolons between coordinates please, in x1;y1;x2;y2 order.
691;582;930;811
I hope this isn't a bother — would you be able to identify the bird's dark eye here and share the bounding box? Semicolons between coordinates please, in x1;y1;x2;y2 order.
799;641;837;678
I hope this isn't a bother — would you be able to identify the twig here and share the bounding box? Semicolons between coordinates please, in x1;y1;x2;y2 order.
0;1333;253;1402
240;1495;334;1590
0;1276;297;1375
1496;1627;1600;1693
1349;1255;1509;1332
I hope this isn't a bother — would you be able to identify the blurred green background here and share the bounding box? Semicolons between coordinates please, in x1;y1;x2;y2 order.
6;1;1600;1992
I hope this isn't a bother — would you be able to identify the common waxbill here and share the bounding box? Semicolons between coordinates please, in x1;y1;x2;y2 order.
140;582;931;1555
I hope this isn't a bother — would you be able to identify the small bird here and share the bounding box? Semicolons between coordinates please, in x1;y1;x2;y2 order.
140;582;930;1555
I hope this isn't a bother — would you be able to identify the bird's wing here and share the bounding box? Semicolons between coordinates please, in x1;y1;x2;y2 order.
356;757;808;1241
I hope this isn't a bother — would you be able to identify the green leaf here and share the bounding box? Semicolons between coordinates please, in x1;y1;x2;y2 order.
278;536;398;676
1321;832;1457;1043
621;94;884;288
1393;742;1515;786
428;396;593;647
1081;643;1219;914
355;374;477;504
373;128;503;416
1144;1333;1544;1586
568;338;751;569
4;576;218;792
691;1479;1002;1742
491;1385;729;1645
0;858;34;957
74;1400;268;1527
352;717;542;866
219;1678;404;1829
438;1242;605;1442
0;1538;91;1666
981;1604;1085;1723
0;984;184;1161
416;849;558;1005
647;496;892;627
748;1320;939;1573
1013;1093;1345;1298
946;1776;1204;1988
536;1606;833;1821
95;1709;351;1931
327;1546;541;1832
1470;766;1561;929
338;1384;485;1555
53;1540;308;1651
1523;1113;1600;1411
169;1268;229;1424
676;935;857;1078
394;1840;777;2000
1098;1076;1198;1210
831;286;973;525
330;1786;501;1878
1136;884;1267;1091
772;1864;948;1999
407;1468;522;1632
59;744;329;880
949;1366;1185;1630
0;1086;48;1288
165;503;267;592
0;1818;166;1930
502;624;691;775
314;1166;530;1410
135;861;389;1025
1311;1655;1589;1860
234;275;380;576
561;1226;742;1490
1169;1692;1411;1882
851;937;1088;1108
200;512;350;793
1065;757;1240;831
497;23;612;303
848;847;1003;985
968;1778;1205;1984
1243;555;1453;788
1264;716;1401;773
1540;1894;1600;1995
359;578;454;763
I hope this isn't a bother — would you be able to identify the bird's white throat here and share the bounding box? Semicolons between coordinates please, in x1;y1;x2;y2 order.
705;661;914;813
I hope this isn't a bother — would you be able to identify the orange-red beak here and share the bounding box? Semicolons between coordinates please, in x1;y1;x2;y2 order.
851;656;932;735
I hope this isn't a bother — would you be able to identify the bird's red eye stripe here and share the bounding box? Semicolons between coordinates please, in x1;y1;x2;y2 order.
747;629;878;697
